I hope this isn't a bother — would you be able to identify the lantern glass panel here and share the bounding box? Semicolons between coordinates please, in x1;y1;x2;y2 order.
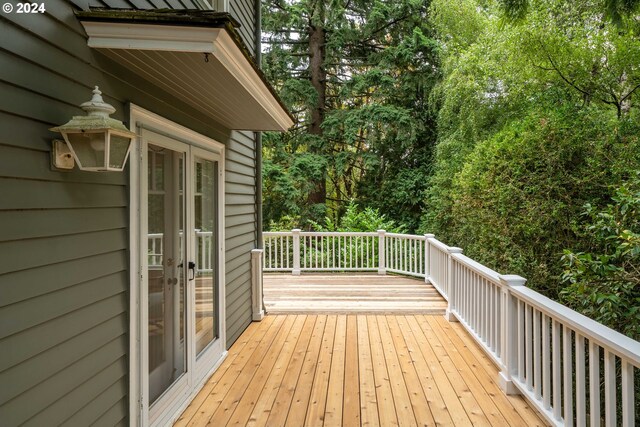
67;131;107;169
109;133;132;170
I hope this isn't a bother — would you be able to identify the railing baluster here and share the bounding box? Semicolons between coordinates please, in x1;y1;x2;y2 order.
399;237;402;271
343;235;346;269
267;237;271;269
485;278;490;342
487;279;492;348
366;235;370;269
428;238;432;280
575;334;586;427
518;301;525;380
292;229;301;275
499;275;526;395
394;236;396;270
471;272;476;328
604;350;616;427
475;273;480;331
552;319;562;421
285;236;289;269
563;326;574;427
303;234;307;269
274;237;278;269
534;309;541;400
444;247;462;322
378;230;386;275
405;238;409;273
495;284;501;356
542;314;551;410
412;238;415;274
480;276;485;339
526;304;533;391
621;359;634;427
417;239;421;274
464;266;469;319
332;235;336;269
589;341;600;427
492;282;497;351
349;236;354;268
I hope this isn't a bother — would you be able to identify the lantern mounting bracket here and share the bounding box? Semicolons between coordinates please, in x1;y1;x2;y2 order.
51;139;75;171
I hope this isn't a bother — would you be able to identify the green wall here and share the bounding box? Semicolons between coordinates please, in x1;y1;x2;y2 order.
0;0;260;424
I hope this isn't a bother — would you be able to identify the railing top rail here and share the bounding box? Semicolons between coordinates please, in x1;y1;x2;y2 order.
426;237;450;252
385;232;426;240
513;285;640;367
300;231;377;237
451;252;501;284
264;231;379;237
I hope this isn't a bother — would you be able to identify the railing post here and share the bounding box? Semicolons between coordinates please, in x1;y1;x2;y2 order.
444;247;463;322
292;229;301;276
251;249;265;321
377;229;386;275
424;234;434;282
498;274;526;395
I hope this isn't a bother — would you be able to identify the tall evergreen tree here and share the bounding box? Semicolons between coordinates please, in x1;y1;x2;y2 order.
261;0;439;230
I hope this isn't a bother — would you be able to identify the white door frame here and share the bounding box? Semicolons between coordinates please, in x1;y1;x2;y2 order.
129;105;227;427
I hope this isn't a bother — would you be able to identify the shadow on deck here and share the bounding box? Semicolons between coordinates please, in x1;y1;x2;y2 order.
263;273;448;315
175;314;547;426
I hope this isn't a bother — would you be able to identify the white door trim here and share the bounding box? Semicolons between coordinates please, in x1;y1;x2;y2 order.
129;104;227;427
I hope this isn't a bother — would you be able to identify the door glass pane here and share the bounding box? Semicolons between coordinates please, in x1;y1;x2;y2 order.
194;158;217;356
147;144;186;404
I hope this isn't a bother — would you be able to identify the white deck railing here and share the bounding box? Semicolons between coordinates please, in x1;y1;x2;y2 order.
147;231;214;272
263;229;640;426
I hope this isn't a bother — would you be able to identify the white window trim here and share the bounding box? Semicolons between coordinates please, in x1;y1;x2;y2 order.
128;104;227;427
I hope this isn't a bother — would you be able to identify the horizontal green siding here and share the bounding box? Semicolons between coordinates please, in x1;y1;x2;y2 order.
1;0;260;424
225;130;257;347
230;0;257;52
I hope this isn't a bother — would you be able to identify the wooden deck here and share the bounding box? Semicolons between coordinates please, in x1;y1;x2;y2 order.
175;314;546;427
263;274;448;314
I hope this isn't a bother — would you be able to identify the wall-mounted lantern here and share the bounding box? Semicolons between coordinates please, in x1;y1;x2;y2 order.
50;86;136;172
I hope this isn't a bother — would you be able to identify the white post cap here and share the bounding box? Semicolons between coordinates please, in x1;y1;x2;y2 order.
499;274;527;287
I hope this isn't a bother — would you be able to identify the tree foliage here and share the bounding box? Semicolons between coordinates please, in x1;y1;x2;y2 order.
312;200;405;233
498;0;640;26
423;0;640;302
561;174;640;340
261;0;439;230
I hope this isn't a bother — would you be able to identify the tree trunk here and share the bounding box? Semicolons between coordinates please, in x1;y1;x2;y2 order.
307;13;327;207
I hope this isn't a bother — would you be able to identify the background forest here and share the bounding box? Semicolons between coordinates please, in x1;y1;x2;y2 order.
260;0;640;338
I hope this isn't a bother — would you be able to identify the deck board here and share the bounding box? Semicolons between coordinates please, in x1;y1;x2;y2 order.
177;314;547;427
264;274;448;314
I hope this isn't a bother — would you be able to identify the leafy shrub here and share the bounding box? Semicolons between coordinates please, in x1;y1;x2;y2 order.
561;174;640;340
424;107;640;298
314;201;405;233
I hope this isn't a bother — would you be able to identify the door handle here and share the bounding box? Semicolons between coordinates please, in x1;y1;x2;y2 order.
188;261;196;280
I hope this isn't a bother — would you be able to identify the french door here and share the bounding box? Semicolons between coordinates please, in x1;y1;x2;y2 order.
140;128;224;426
